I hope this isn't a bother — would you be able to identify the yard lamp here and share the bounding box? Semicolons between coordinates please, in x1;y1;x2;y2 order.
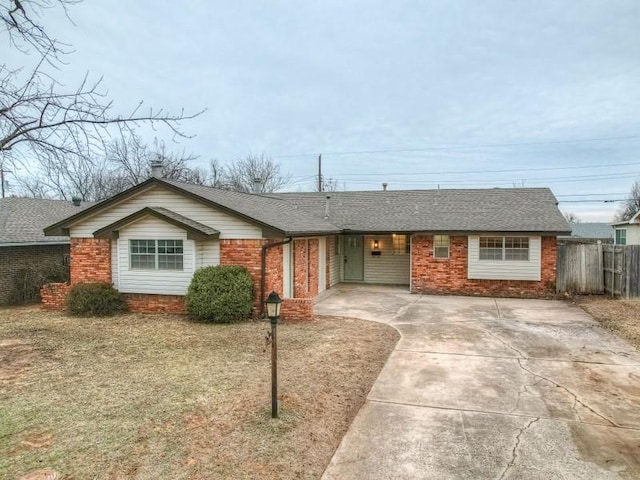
265;291;282;418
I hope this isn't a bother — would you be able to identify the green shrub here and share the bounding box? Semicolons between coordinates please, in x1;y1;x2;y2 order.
186;265;253;323
10;263;70;305
66;282;128;317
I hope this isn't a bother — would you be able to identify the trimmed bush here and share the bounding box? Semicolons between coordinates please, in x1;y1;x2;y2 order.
186;265;253;323
66;282;128;317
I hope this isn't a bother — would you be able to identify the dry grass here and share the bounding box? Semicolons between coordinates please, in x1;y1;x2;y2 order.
0;306;398;480
574;296;640;349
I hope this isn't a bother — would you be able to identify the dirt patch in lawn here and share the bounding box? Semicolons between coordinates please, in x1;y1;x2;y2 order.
0;307;398;480
574;296;640;349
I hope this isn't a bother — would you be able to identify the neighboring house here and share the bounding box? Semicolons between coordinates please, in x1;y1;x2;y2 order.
43;177;570;319
611;211;640;245
0;197;88;304
558;222;614;244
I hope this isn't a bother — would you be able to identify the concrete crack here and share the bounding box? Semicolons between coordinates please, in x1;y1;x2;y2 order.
516;359;618;428
480;326;527;359
498;417;540;480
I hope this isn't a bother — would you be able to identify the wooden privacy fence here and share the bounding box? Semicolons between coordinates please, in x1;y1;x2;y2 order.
556;243;603;294
557;243;640;297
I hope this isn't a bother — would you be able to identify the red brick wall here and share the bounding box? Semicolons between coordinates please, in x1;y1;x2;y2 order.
40;282;70;310
265;244;283;296
70;238;111;284
411;235;557;297
281;298;314;321
293;239;308;298
220;239;267;314
308;238;319;296
123;293;185;314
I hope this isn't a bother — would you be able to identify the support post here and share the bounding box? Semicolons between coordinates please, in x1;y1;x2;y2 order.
271;321;278;418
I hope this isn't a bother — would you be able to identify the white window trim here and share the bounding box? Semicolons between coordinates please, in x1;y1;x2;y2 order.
129;239;184;271
615;228;627;245
392;234;410;255
433;235;450;259
479;236;530;262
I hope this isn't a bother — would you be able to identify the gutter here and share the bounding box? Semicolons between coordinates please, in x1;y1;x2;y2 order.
260;237;292;317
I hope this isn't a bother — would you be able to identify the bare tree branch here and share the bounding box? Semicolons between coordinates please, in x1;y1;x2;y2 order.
222;153;291;193
615;179;640;222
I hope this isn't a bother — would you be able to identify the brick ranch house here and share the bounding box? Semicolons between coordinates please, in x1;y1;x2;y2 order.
0;197;89;305
42;177;570;319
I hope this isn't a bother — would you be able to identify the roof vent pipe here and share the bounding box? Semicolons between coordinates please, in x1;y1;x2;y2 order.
382;183;388;191
150;160;164;179
71;196;81;207
324;195;331;219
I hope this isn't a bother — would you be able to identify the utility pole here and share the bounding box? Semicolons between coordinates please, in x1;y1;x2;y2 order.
318;154;323;192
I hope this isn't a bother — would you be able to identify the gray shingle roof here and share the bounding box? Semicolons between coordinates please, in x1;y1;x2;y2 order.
0;197;92;245
564;222;614;239
267;188;570;234
162;180;341;235
93;206;220;239
43;180;571;238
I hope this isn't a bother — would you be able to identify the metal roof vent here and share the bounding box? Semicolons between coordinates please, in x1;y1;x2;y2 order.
72;196;81;207
382;183;388;191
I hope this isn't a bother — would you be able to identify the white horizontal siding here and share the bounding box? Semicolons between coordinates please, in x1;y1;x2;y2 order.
329;235;342;286
117;216;194;295
624;226;640;245
195;239;220;269
69;185;262;239
468;235;541;281
111;241;118;289
318;236;327;293
363;235;410;285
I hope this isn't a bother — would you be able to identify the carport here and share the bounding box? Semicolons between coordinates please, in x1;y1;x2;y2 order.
318;285;640;479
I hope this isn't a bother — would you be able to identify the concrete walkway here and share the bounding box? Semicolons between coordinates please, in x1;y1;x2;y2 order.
318;285;640;480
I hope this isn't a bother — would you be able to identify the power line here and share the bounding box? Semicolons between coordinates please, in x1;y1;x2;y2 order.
287;160;640;180
309;161;640;178
334;171;637;186
273;134;640;159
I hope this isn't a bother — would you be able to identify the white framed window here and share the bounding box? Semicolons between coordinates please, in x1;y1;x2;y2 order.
479;236;529;261
392;234;410;254
615;229;627;245
434;235;450;259
130;239;184;270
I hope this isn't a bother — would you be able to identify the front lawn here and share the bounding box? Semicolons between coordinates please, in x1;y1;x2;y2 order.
0;307;398;479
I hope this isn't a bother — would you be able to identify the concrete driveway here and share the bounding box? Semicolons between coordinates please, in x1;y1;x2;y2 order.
317;285;640;480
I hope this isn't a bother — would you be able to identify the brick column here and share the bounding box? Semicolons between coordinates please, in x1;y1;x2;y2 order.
70;238;111;284
220;239;263;313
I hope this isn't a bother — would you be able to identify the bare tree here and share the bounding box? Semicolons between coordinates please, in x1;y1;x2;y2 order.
15;133;205;200
563;212;581;223
615;180;640;222
1;0;202;174
222;154;291;193
1;0;76;62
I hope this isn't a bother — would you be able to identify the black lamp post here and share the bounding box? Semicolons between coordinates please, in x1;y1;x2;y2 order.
265;291;282;418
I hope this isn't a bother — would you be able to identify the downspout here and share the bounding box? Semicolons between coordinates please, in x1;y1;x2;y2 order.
261;237;293;317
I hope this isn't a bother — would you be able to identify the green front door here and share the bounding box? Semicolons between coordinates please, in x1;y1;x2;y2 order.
344;235;364;281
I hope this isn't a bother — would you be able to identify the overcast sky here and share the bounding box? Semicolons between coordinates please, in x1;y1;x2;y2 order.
6;1;640;221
